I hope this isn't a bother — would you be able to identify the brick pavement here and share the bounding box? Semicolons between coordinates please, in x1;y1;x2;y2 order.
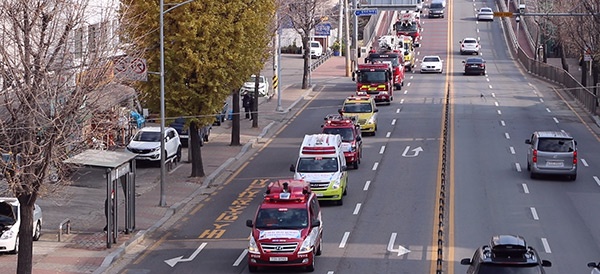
0;56;348;273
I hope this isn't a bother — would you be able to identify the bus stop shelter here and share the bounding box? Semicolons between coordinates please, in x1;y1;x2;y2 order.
64;149;137;248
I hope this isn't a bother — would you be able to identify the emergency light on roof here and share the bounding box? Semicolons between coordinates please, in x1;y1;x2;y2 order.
324;114;358;125
348;93;370;99
264;179;310;202
302;146;336;154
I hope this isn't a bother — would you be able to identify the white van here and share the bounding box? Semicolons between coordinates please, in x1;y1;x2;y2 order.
290;134;348;205
309;41;323;58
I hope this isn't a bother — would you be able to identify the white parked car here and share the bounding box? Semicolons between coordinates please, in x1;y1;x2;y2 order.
0;198;43;254
127;127;182;162
240;75;270;97
309;40;323;58
477;7;494;21
460;37;481;55
420;56;444;73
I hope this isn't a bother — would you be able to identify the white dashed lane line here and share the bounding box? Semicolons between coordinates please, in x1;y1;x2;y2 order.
353;203;361;215
515;163;522;172
491;92;496;98
505;132;511;139
372;162;379;171
497;110;502;115
386;132;391;138
539;98;544;103
364;180;372;191
546;107;551;112
379;146;386;154
553;117;559;123
339;232;350;248
391;119;397;125
494;101;499;106
509;146;515;154
530;207;539;220
500;120;506;126
594;176;600;187
522;183;530;194
580;158;588;167
541;238;552;253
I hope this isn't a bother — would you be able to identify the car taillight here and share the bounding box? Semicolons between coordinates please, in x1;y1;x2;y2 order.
532;150;537;163
573;150;577;164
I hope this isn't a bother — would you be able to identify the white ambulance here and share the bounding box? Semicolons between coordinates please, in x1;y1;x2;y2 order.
290;134;348;205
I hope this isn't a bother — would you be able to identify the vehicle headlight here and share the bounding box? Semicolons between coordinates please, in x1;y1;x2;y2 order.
1;230;15;240
331;179;341;189
298;237;314;254
151;147;160;152
248;236;260;254
367;116;376;124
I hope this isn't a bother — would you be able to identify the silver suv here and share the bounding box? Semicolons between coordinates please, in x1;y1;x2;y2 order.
525;131;577;180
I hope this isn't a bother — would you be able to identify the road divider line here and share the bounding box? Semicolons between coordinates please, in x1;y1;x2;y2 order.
515;163;522;172
494;101;499;107
546;108;551;112
233;249;248;266
327;271;334;274
397;107;401;112
594;176;600;187
509;146;515;154
553;117;559;123
491;92;496;98
372;162;379;171
353;203;362;215
522;183;529;193
364;180;371;191
539;98;544;102
489;84;493;89
392;119;397;125
339;232;350;248
530;207;539;220
581;158;588;167
541;238;552;253
386;132;391;138
497;110;502;115
404;90;409;94
500;120;506;126
505;133;511;139
379;146;386;154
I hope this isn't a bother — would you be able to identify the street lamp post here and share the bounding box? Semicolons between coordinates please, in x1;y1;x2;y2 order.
159;0;195;207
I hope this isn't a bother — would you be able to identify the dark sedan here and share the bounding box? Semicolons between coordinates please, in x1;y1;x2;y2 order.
462;57;486;75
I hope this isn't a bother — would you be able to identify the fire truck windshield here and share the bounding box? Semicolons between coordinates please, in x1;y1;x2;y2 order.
322;128;354;142
357;71;386;83
370;57;399;67
297;157;339;173
255;208;308;229
343;103;373;113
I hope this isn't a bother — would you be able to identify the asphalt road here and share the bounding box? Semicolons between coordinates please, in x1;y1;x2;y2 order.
110;2;600;274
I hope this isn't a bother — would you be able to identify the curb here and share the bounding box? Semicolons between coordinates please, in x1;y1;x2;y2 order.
96;85;314;273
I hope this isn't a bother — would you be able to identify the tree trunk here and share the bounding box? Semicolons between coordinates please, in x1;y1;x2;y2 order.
231;89;241;146
302;36;310;89
582;57;588;87
559;42;569;72
17;194;36;274
252;72;259;128
189;121;205;177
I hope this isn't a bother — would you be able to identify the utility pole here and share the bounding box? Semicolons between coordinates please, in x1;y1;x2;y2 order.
345;0;352;76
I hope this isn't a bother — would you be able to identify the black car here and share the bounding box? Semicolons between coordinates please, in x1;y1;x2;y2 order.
170;117;210;147
463;57;486;75
213;101;229;126
460;235;552;274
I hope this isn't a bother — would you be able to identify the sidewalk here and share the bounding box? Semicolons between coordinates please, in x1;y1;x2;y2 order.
0;56;348;274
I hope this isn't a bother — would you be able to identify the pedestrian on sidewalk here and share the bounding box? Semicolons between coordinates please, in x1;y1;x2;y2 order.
242;93;253;119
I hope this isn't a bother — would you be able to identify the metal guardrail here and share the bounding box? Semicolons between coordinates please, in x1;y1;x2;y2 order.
58;218;71;242
309;51;333;71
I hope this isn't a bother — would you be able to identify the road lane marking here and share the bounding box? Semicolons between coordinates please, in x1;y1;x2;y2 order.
500;120;505;126
233;249;248;266
489;84;493;89
397;107;401;113
515;163;522;172
581;158;588;167
386;132;391;138
541;238;552;253
407;82;411;87
491;92;496;98
546;108;551;112
522;183;529;193
509;146;515;154
364;180;371;190
494;101;499;107
379;146;386;154
553;117;559;123
539;98;544;102
353;203;362;215
594;176;600;187
372;162;379;170
339;232;350;248
505;133;510;139
392;119;397;125
404;90;409;94
497;110;502;115
530;207;539;220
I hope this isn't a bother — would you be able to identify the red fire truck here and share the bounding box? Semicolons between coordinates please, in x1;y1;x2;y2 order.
352;63;394;104
321;114;362;169
246;179;323;272
365;52;405;90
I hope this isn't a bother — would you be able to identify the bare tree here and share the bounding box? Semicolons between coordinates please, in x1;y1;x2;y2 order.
281;0;336;89
0;0;126;272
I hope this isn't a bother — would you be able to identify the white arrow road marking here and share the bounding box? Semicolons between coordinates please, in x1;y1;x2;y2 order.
387;233;411;256
165;242;207;267
233;249;248;266
402;146;423;157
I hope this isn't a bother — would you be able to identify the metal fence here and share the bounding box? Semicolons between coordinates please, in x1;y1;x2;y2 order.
498;0;598;116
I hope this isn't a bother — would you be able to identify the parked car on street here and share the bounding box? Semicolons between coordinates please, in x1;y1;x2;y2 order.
127;126;182;161
0;198;43;254
240;75;270;98
169;118;210;147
